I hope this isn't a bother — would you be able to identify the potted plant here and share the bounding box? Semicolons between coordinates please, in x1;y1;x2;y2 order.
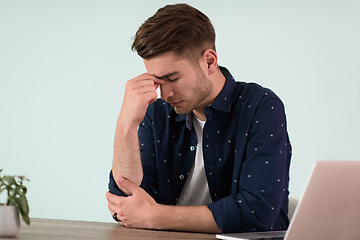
0;169;30;237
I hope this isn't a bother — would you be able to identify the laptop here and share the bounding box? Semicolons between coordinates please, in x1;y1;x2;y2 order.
216;160;360;240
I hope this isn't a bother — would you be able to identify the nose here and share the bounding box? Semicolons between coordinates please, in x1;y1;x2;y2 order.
160;82;174;100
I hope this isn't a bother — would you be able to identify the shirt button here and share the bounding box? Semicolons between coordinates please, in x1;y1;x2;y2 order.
179;175;184;180
190;146;196;151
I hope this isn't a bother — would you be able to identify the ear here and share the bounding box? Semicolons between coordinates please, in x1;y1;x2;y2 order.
202;49;218;76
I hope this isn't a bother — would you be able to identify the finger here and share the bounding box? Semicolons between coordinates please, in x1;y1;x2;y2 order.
152;77;165;85
143;90;158;105
107;200;117;215
139;83;159;95
141;77;164;89
149;97;158;105
106;191;122;208
106;191;115;203
116;177;138;196
106;197;116;213
106;193;122;219
135;73;165;85
129;79;160;98
110;210;114;216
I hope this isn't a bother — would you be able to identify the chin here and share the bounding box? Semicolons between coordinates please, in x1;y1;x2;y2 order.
173;107;191;115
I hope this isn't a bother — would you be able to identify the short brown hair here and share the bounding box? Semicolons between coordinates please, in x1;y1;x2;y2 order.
131;4;216;61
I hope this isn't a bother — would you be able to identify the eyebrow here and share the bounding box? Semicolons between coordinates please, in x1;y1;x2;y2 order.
153;71;179;80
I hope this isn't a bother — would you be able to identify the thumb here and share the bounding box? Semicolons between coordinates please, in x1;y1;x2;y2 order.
117;177;137;196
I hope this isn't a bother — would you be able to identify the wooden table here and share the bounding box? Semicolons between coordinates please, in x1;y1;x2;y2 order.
2;218;217;240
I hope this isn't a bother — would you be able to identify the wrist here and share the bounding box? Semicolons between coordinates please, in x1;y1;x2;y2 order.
149;203;165;230
117;116;139;132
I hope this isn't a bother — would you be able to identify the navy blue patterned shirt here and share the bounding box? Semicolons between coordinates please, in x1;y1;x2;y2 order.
109;67;292;233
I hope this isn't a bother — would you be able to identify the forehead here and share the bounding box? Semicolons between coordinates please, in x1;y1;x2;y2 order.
143;52;192;77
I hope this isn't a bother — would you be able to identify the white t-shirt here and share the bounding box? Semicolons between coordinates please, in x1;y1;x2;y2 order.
177;114;212;206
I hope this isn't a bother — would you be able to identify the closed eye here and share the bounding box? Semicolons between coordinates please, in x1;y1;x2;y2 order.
163;76;178;82
154;71;179;81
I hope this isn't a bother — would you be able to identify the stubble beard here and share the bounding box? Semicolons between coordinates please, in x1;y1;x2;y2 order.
173;69;212;115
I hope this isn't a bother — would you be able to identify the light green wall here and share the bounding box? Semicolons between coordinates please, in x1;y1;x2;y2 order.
1;0;359;222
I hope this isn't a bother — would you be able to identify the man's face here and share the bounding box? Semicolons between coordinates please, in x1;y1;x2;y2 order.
143;52;213;115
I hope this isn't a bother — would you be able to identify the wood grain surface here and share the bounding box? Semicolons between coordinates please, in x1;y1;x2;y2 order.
1;218;217;240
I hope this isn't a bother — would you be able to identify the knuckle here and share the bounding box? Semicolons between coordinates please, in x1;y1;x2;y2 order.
125;80;135;90
117;208;125;217
116;199;125;208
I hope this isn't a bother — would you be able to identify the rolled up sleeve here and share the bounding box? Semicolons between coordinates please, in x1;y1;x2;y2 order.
208;94;291;233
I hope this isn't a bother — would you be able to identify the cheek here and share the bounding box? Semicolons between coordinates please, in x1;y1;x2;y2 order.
174;82;192;96
161;74;199;98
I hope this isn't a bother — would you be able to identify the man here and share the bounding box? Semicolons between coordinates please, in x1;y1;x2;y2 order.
106;3;291;234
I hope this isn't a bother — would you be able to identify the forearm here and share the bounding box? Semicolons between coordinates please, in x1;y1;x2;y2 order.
151;204;221;233
112;118;143;194
112;74;163;195
108;177;221;233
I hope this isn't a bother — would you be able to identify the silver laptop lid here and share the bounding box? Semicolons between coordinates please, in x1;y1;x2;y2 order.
285;160;360;240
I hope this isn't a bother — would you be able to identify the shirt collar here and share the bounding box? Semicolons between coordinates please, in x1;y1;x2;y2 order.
210;66;237;113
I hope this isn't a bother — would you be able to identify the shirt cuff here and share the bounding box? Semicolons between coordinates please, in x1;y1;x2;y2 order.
108;170;126;196
207;196;242;233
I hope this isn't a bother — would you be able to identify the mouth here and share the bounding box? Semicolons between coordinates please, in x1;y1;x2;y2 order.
168;100;183;107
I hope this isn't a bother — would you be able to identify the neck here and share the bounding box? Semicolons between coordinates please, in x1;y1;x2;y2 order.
193;109;206;121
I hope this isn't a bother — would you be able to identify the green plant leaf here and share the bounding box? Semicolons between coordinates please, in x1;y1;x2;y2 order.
15;197;31;225
2;176;17;188
8;199;17;206
22;214;30;225
15;195;29;214
21;195;29;215
20;186;27;194
14;197;24;213
1;171;30;225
